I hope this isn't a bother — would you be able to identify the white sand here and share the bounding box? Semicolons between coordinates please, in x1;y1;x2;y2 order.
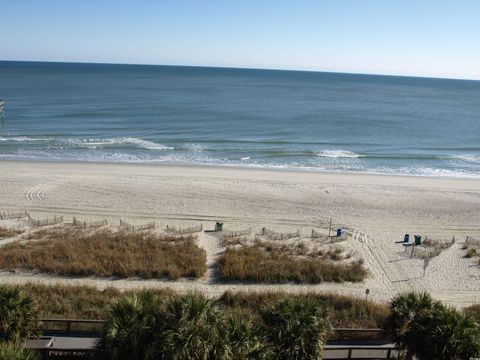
1;160;480;307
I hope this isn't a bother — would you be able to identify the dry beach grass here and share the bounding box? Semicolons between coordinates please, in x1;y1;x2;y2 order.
219;243;366;283
0;161;479;307
0;229;207;280
0;283;389;328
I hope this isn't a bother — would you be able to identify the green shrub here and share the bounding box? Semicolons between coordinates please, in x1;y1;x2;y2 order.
0;286;39;342
96;291;164;360
262;298;330;359
385;292;480;360
0;343;40;360
220;290;388;328
464;304;480;324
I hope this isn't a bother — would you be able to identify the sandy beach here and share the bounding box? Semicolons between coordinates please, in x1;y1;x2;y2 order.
1;160;479;307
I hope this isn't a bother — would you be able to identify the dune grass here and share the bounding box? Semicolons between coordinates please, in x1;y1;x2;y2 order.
0;229;207;280
219;290;388;328
218;244;367;283
8;283;175;319
0;226;22;239
0;284;387;329
464;304;480;324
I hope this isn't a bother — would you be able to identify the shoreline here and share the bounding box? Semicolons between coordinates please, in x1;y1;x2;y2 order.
2;159;480;188
1;159;479;307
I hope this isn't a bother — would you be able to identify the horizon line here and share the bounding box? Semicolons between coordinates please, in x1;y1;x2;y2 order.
1;59;479;83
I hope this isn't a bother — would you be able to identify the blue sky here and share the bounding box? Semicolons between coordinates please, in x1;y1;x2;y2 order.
1;0;479;79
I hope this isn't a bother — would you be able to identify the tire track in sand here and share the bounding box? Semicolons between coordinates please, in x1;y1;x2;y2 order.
350;228;395;297
25;185;53;202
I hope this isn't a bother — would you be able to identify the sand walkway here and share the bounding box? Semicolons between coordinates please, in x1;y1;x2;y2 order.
0;160;479;307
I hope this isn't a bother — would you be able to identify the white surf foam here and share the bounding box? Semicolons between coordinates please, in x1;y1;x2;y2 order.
316;149;364;158
62;137;174;150
455;154;480;164
0;136;52;142
186;143;207;152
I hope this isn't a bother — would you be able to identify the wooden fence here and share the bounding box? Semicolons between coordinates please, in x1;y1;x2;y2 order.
119;220;156;232
37;318;389;340
33;320;397;360
423;236;455;249
222;228;252;238
27;214;63;227
72;217;108;229
0;211;28;220
258;227;300;240
410;236;456;259
164;224;203;235
466;236;480;246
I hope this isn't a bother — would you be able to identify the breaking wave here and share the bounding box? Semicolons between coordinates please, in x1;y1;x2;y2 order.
316;150;364;158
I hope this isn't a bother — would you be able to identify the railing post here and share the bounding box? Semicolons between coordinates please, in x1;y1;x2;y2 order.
386;349;391;359
347;348;352;359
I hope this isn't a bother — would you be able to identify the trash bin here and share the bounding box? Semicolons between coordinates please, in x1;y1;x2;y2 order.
414;235;422;246
404;234;410;243
215;222;223;231
336;228;342;237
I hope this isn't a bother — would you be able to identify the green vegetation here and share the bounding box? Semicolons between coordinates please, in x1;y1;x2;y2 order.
219;245;366;283
385;292;480;360
98;292;328;360
0;229;207;280
0;287;40;360
262;298;330;359
0;284;388;328
1;284;480;359
0;342;40;360
219;291;388;328
0;287;39;342
464;304;480;324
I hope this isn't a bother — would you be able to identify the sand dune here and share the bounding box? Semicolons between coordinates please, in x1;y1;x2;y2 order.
1;160;479;307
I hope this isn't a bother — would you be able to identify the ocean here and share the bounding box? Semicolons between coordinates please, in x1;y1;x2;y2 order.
1;61;480;178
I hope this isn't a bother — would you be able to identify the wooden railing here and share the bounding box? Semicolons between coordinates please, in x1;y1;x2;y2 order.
38;319;389;340
37;345;397;360
39;319;105;335
36;320;396;359
323;345;398;360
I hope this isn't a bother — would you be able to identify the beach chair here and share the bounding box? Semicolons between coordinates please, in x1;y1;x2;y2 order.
396;233;409;244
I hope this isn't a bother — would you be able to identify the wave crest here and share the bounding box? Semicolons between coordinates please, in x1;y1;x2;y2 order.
62;137;174;150
316;149;363;158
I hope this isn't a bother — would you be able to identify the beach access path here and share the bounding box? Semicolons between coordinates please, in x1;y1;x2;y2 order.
0;160;479;307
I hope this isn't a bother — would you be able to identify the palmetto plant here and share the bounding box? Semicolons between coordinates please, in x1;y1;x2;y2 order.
96;291;164;360
385;292;434;358
0;286;39;342
0;342;40;360
155;293;230;360
226;316;273;360
386;292;480;360
262;297;330;360
412;303;480;360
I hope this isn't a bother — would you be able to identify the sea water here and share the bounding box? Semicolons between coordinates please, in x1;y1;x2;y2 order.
1;61;479;178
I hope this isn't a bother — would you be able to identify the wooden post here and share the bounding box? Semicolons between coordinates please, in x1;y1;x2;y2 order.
328;218;332;238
